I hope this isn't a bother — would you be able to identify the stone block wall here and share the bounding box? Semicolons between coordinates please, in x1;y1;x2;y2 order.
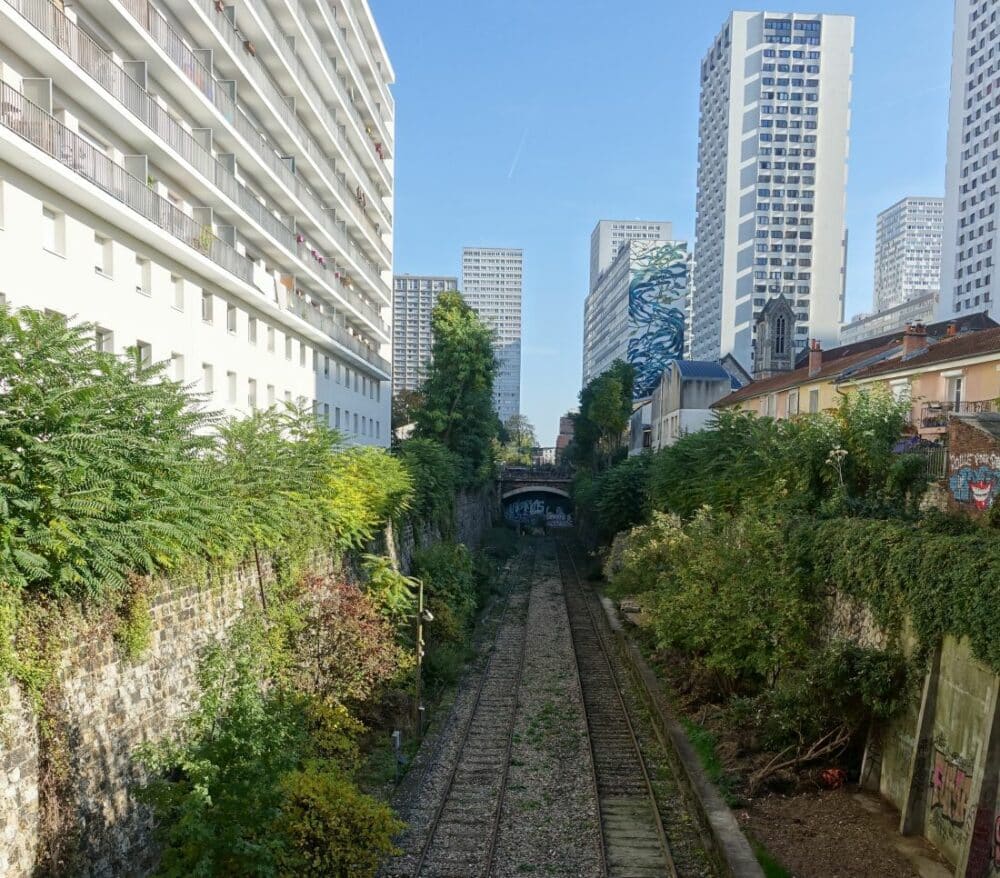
0;489;495;876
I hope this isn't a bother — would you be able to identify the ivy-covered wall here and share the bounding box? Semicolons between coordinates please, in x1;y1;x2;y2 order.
0;490;494;878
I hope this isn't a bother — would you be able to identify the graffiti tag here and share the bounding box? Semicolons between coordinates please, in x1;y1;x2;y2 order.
949;465;1000;510
929;749;973;827
503;496;574;528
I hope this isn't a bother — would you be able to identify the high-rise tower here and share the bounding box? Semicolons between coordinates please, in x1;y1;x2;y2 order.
461;247;523;423
691;12;854;371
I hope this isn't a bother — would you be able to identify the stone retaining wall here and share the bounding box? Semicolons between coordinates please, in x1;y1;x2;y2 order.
0;490;495;876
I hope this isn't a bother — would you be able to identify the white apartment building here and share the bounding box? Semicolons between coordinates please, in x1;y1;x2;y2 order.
590;219;672;290
691;11;854;372
874;196;943;311
392;273;457;393
0;0;394;445
940;0;1000;322
581;239;690;398
840;293;937;347
461;246;522;423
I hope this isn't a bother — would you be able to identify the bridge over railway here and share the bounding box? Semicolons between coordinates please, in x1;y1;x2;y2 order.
499;449;575;528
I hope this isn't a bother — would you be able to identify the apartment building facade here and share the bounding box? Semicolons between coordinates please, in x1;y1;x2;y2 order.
461;246;522;423
873;196;944;311
691;11;854;372
391;273;457;393
0;0;394;444
940;0;1000;323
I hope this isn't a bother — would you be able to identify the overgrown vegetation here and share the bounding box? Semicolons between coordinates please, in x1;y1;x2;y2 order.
0;303;503;876
599;386;996;794
566;359;635;473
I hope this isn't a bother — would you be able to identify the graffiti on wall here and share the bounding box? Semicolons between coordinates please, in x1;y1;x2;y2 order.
502;492;574;528
949;454;1000;511
929;748;974;829
627;243;688;399
994;814;1000;870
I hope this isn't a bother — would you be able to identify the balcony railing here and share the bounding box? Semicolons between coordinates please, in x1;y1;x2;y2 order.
285;294;389;373
920;399;998;429
0;81;253;284
0;82;388;369
3;0;299;253
189;0;390;232
116;0;390;298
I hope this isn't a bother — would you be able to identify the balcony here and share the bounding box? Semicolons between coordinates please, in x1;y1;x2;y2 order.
285;293;389;374
919;399;998;430
0;80;253;283
114;0;391;297
184;0;391;232
0;82;388;373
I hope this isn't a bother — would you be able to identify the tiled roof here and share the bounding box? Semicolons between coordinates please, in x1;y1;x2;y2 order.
716;319;1000;409
674;360;733;381
715;341;899;407
846;326;1000;381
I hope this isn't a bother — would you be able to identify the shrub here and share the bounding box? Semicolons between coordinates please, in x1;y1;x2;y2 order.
275;763;401;878
575;453;653;542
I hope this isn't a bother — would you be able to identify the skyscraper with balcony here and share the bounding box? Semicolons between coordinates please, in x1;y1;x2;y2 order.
0;0;394;444
691;12;854;372
392;274;458;393
940;0;1000;322
874;196;944;312
461;247;522;424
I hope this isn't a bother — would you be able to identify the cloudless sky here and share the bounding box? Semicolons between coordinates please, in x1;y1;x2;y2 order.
370;0;953;443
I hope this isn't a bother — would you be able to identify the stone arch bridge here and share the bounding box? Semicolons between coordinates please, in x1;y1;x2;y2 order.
499;452;574;528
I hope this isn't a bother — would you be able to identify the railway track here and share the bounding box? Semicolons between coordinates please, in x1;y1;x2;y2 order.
557;539;678;878
403;545;536;878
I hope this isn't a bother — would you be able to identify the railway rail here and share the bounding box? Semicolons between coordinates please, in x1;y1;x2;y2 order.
404;545;536;877
557;539;678;878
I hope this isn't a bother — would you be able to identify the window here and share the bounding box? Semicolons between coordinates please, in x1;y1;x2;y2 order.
266;326;275;353
808;388;820;413
267;384;276;406
171;353;184;382
775;315;787;354
890;380;911;404
324;356;330;378
766;394;777;417
335;407;341;429
42;207;64;255
202;363;214;394
788;388;800;416
227;303;237;334
201;290;213;323
95;234;112;276
285;336;293;359
248;316;257;344
247;378;257;410
946;375;964;408
226;371;237;404
300;343;307;367
136;257;151;295
323;403;330;426
172;275;184;310
135;340;152;368
95;326;114;353
353;413;359;433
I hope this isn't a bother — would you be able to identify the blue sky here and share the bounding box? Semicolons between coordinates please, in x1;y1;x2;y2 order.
371;0;953;443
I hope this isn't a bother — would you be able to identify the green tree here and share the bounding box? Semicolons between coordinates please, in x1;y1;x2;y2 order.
570;360;635;472
391;389;424;431
414;292;498;485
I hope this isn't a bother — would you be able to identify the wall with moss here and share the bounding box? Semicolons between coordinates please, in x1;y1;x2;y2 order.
0;489;495;877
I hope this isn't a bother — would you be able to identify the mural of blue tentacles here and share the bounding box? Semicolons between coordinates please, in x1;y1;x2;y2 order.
627;243;688;399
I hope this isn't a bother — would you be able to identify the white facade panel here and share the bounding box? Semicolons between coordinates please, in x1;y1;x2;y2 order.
0;0;394;444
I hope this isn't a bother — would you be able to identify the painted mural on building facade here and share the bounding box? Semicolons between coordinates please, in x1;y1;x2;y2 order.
949;452;1000;511
502;492;574;528
628;242;688;399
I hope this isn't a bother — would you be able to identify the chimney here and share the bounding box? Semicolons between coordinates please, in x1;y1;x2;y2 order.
808;339;823;378
946;322;959;338
902;322;929;358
